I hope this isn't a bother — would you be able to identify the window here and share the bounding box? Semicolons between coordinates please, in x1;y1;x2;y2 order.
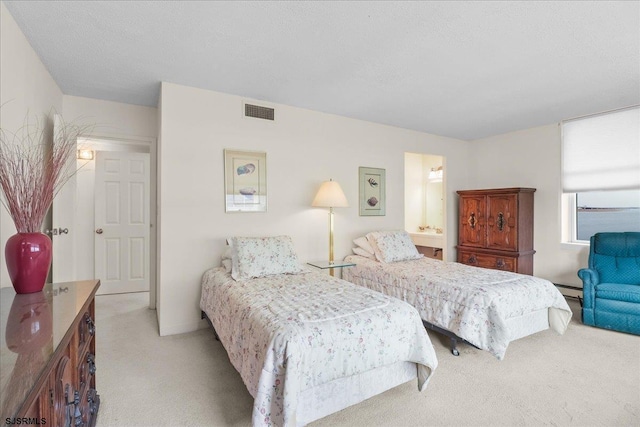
562;106;640;243
574;190;640;241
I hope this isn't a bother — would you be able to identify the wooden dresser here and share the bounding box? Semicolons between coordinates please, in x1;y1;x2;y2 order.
0;280;100;426
456;188;535;275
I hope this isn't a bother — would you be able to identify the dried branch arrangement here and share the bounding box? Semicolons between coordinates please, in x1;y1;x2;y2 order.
0;113;93;233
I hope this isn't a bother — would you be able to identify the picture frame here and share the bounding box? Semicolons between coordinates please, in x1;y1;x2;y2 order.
224;149;267;212
359;167;386;216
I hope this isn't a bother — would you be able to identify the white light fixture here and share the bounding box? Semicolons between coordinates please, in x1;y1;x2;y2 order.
428;166;443;182
312;179;348;275
77;149;94;160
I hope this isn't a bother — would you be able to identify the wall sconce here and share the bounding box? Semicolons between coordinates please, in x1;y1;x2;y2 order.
77;149;94;160
428;166;443;182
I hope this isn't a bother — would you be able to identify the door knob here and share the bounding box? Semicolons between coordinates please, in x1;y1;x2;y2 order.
95;228;103;234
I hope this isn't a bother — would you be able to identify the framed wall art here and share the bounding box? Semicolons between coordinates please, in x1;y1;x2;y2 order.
359;167;385;216
224;149;267;212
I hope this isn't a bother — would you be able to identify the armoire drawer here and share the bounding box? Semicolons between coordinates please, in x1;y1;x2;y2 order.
458;251;516;272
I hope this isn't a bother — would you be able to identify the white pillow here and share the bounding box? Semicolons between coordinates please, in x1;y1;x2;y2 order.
221;258;232;273
221;246;232;260
229;236;304;280
353;236;375;255
365;230;423;263
352;247;375;259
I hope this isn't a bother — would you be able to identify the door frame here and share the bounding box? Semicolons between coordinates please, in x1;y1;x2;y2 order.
76;133;157;308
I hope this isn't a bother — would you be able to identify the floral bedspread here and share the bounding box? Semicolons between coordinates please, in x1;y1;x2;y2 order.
200;267;437;427
343;256;572;360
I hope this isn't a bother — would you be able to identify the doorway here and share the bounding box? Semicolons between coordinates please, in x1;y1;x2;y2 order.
52;136;156;300
404;153;446;259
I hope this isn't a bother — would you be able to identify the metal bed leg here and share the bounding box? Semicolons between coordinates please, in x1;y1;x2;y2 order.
450;337;460;356
201;310;220;341
422;320;475;356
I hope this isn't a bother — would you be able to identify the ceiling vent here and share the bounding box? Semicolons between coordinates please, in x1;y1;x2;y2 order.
245;103;275;121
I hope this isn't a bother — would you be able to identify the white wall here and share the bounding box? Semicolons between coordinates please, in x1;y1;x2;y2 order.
158;82;471;335
469;124;589;287
63;95;158;139
0;2;64;288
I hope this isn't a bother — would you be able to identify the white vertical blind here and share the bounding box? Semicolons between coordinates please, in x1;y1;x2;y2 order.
562;106;640;192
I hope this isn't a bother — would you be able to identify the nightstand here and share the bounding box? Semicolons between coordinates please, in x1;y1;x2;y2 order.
307;260;356;277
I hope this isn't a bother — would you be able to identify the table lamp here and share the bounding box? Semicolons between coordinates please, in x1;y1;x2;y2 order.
312;179;349;273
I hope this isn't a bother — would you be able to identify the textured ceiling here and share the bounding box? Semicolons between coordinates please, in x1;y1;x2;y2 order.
4;1;639;140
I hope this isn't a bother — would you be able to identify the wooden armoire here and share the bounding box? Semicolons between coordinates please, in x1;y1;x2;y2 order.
456;187;535;275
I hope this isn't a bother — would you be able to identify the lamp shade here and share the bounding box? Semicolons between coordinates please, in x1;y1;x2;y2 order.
312;180;348;208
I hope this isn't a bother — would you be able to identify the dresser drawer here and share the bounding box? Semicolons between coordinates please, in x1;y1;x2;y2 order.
458;251;517;272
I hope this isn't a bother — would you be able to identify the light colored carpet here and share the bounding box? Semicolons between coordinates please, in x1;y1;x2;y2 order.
95;293;640;426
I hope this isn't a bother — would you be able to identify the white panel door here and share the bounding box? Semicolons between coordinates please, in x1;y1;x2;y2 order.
94;151;150;294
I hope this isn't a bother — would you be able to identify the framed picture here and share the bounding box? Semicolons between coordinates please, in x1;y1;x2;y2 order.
359;167;385;216
224;149;267;212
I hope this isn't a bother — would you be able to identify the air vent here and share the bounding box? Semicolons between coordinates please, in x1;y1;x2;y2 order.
245;103;275;121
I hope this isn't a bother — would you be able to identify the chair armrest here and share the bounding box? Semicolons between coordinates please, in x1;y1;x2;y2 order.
578;268;599;309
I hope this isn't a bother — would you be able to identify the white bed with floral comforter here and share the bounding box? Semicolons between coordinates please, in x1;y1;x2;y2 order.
343;255;572;360
200;267;438;426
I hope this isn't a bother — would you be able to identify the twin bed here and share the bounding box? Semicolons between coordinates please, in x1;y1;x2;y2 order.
344;230;572;359
200;236;437;426
200;232;572;425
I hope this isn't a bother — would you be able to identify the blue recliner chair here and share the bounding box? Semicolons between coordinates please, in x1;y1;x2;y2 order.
579;232;640;335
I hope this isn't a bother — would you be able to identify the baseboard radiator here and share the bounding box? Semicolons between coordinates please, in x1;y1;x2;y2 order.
554;283;583;306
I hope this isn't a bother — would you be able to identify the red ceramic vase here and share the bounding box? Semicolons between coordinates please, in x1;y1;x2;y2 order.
5;232;52;294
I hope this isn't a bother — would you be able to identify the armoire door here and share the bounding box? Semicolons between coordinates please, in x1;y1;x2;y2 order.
486;193;518;251
459;195;486;248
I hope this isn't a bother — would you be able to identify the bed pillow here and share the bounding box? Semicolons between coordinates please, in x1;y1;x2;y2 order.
365;230;423;263
229;236;305;280
353;236;375;256
220;245;233;272
352;247;375;259
221;246;232;260
221;258;232;273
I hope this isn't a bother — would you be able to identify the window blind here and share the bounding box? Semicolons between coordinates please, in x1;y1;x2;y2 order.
562;106;640;193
